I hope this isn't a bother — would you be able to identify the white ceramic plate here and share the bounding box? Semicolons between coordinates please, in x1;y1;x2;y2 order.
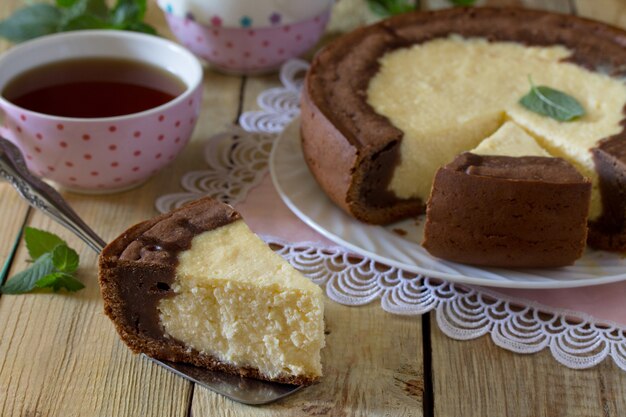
270;119;626;289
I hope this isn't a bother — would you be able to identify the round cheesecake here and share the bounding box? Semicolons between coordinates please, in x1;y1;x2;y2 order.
98;197;324;385
301;7;626;253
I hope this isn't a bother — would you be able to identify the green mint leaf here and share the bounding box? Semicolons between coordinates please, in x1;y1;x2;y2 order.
0;4;63;42
120;21;157;35
61;0;109;24
1;253;55;294
24;227;66;261
449;0;477;6
83;0;109;19
110;0;146;26
60;14;111;31
51;245;80;273
1;0;157;42
389;3;415;14
35;272;85;292
56;0;80;8
367;0;389;17
519;76;585;122
2;228;83;295
367;0;415;17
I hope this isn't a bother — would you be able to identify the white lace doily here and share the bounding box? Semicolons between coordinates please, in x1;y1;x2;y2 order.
155;59;626;371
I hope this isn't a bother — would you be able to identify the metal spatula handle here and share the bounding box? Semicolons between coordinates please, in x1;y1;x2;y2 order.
0;137;106;253
0;136;302;405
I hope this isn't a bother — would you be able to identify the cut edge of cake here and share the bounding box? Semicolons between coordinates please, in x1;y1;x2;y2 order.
98;197;325;385
423;153;592;267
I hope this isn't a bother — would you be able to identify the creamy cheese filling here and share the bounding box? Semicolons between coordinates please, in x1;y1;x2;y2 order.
158;221;324;379
472;121;550;157
367;36;626;220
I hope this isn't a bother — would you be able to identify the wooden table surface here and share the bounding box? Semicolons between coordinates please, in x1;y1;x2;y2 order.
1;0;625;416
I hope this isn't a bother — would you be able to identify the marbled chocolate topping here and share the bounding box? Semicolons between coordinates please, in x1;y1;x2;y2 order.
589;135;626;250
99;197;240;345
303;7;626;250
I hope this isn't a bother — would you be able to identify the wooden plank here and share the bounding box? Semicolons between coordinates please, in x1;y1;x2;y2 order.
0;1;243;416
575;0;626;27
430;320;626;417
192;302;425;416
0;187;29;275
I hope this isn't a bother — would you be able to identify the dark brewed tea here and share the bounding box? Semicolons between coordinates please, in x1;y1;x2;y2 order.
2;58;187;118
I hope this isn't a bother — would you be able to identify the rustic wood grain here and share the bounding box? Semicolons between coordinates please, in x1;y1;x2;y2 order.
430;322;626;417
192;302;425;417
0;188;29;277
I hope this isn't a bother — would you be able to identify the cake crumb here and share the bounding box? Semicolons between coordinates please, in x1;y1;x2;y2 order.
393;228;407;236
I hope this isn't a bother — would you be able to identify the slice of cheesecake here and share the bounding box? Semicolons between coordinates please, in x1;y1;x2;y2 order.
98;197;325;385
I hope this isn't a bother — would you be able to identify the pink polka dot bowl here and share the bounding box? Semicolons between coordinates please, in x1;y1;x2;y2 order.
159;3;332;75
0;30;203;194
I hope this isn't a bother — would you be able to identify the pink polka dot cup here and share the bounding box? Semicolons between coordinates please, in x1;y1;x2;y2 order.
0;30;203;193
158;0;332;74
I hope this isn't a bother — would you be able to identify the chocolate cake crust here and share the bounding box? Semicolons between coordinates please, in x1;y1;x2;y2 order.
423;153;592;267
462;155;586;182
589;135;626;251
98;197;318;385
99;197;240;340
302;7;626;250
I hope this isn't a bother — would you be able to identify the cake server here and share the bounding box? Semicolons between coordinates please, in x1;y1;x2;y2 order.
0;136;303;405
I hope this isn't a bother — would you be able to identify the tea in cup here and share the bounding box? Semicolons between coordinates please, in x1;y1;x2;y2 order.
0;30;203;193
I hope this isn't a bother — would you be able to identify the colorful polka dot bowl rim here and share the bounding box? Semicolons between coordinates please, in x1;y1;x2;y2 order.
162;9;331;75
0;30;203;194
157;0;333;29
